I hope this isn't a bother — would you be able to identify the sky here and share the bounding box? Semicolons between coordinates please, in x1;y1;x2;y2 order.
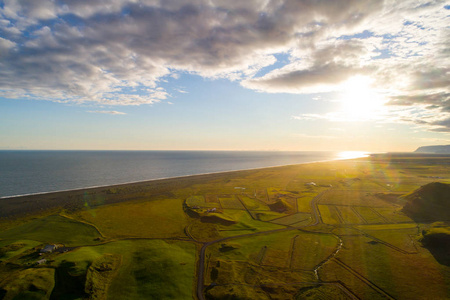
0;0;449;151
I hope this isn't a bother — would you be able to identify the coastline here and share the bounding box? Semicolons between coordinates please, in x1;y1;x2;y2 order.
0;153;370;200
0;155;371;218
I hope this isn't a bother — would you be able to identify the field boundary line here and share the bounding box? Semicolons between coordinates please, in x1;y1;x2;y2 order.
58;213;106;238
351;207;368;224
369;207;389;223
333;258;396;300
333;205;345;224
288;235;298;269
352;228;416;254
235;195;256;220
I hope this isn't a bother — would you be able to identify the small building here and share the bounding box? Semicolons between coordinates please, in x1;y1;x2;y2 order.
36;259;47;265
207;208;217;213
40;244;58;253
305;182;317;186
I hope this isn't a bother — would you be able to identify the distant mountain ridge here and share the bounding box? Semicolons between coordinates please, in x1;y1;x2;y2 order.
414;145;450;154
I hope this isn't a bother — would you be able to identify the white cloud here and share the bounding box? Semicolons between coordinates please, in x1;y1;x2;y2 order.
87;110;126;115
0;0;447;129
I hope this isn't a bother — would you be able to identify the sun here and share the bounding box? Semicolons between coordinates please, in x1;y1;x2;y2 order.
338;76;386;121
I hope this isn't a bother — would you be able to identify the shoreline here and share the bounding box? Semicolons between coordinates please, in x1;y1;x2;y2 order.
0;154;370;200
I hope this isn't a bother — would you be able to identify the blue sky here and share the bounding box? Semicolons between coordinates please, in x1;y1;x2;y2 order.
1;1;449;151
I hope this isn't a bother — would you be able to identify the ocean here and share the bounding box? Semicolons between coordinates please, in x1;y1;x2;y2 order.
0;150;367;198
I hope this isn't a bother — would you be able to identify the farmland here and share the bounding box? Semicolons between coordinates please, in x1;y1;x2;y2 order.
0;153;449;299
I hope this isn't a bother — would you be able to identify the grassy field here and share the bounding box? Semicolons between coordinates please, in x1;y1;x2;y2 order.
336;205;364;224
51;239;196;299
73;198;188;239
0;215;102;246
318;205;341;225
0;154;449;299
240;195;270;211
269;213;311;226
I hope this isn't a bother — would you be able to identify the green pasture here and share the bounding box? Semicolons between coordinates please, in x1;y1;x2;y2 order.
353;207;386;224
336;206;363;224
52;239;196;300
0;267;55;300
75;198;188;239
217;210;283;236
252;210;287;221
269;213;311;226
240;196;270;210
318;205;341;225
373;207;413;223
219;196;245;209
296;192;316;212
319;190;395;207
362;228;419;253
208;230;338;271
354;223;417;231
332;234;450;300
290;232;339;270
186;195;217;208
0;215;101;246
0;240;41;261
208;230;299;264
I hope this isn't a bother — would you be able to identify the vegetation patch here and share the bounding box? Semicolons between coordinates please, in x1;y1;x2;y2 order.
318;205;341;225
219;196;244;209
240;196;270;211
268;199;293;213
0;240;41;261
0;267;55;300
421;223;450;266
75;198;188;239
52;239;196;300
296;192;316;212
85;254;122;299
200;214;237;226
291;232;339;270
335;206;364;224
269;213;311;226
353;207;385;224
0;215;101;246
319;190;394;207
186;195;217;208
295;284;351;300
373;207;412;223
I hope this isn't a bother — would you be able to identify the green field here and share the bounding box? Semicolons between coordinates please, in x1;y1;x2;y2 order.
0;154;449;299
318;205;341;224
0;215;102;246
353;206;386;224
336;205;363;224
219;196;245;209
51;240;196;300
240;196;270;211
269;213;311;226
74;198;188;239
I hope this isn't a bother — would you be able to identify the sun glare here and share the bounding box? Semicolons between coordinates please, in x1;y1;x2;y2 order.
339;76;386;121
337;151;370;160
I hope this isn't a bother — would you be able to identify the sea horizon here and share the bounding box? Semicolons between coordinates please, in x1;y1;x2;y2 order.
0;150;369;198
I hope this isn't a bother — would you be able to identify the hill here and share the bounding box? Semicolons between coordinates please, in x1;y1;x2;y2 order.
402;182;450;221
421;223;450;266
414;145;450;154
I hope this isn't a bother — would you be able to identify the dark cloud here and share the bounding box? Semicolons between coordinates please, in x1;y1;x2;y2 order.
0;0;385;104
387;92;450;107
242;39;373;92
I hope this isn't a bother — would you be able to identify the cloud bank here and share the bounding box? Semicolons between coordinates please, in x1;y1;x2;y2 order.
0;0;448;130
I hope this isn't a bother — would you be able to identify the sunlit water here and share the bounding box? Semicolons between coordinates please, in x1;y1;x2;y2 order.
0;150;368;198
